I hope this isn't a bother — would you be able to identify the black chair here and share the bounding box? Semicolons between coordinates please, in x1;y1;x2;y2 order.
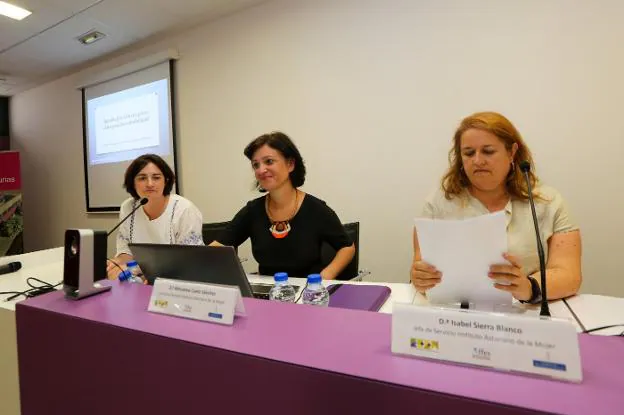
321;222;367;281
202;221;246;260
202;221;231;246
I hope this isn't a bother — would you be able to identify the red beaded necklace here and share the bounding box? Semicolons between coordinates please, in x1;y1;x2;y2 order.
265;190;299;239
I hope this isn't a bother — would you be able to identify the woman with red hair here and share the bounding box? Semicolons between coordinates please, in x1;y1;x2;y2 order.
411;112;582;303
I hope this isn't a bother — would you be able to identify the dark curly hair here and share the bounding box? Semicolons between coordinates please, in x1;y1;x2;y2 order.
244;131;306;191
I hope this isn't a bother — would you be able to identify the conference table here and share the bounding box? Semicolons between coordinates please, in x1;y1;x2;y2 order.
1;248;623;415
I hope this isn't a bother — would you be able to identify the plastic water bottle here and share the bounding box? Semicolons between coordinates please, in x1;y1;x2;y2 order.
302;274;330;307
269;272;296;303
120;261;145;284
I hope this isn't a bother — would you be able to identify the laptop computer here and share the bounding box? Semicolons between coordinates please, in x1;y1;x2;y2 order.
129;243;283;299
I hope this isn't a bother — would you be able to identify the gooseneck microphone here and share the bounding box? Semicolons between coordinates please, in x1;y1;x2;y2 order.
0;261;22;276
519;161;550;317
107;197;148;236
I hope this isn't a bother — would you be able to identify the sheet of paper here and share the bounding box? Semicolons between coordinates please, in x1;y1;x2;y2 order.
563;295;624;334
414;211;511;308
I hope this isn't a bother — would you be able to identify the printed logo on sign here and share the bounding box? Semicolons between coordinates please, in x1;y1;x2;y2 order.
472;347;491;361
533;360;567;372
208;312;223;319
410;338;439;352
154;299;168;308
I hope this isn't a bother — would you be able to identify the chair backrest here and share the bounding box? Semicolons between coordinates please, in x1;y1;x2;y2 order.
320;222;360;280
202;221;231;246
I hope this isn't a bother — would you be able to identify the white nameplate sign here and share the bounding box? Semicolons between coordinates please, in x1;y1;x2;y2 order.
391;303;582;382
148;278;246;325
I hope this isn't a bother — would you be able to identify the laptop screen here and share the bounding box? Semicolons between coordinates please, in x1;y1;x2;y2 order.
128;243;254;297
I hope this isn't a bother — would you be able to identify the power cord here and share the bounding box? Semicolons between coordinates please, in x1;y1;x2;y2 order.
582;324;624;336
562;298;587;332
107;257;125;277
294;283;308;303
2;277;62;302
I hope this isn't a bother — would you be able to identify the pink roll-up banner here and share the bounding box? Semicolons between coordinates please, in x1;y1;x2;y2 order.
0;151;23;256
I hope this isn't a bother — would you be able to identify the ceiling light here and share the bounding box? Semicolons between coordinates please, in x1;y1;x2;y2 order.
77;30;106;45
0;1;32;21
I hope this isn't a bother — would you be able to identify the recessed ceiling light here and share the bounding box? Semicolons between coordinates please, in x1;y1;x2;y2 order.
77;30;107;45
0;1;32;21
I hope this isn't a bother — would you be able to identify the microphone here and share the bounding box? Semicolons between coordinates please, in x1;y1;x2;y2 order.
0;261;22;276
519;161;550;317
107;197;148;236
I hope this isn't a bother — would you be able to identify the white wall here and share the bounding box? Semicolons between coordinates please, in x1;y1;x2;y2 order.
10;0;624;296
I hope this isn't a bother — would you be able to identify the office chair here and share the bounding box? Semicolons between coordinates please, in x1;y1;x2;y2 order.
202;221;231;246
320;222;369;281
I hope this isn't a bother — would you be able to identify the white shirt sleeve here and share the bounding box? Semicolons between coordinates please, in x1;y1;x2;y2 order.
548;188;578;234
173;201;204;245
115;198;135;257
421;190;443;219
